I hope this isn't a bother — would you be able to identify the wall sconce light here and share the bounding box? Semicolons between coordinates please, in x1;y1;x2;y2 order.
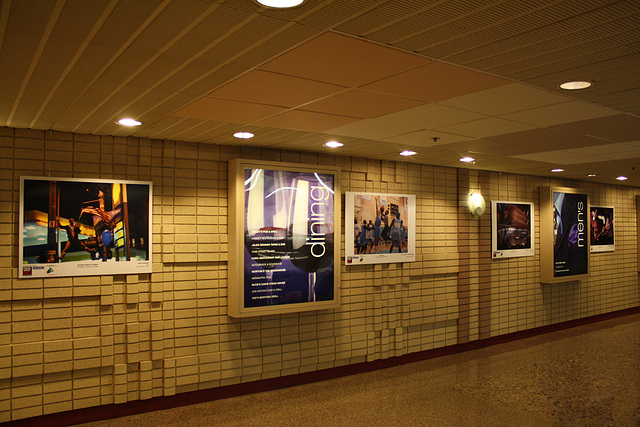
469;193;486;216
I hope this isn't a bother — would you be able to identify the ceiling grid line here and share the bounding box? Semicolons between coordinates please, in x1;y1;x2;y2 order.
59;0;174;132
444;6;640;70
4;0;65;127
28;0;121;129
83;1;225;134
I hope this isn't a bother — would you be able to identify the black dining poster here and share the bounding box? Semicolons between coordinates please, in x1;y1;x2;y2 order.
243;168;335;307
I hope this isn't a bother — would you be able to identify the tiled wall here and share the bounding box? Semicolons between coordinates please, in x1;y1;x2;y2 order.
1;127;638;422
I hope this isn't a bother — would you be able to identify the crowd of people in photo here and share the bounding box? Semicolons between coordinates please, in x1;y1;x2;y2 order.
354;205;408;254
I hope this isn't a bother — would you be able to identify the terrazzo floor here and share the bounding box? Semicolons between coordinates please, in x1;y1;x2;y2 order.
76;312;640;426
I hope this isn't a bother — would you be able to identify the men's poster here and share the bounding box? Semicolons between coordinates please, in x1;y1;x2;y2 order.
243;168;336;309
552;190;588;277
20;177;152;278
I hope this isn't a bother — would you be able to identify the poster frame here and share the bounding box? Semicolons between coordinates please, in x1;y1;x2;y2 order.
491;200;535;259
19;176;153;279
344;191;416;265
589;205;614;253
540;186;589;284
227;158;341;318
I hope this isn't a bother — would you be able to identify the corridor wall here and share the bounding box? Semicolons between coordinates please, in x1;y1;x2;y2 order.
1;127;638;422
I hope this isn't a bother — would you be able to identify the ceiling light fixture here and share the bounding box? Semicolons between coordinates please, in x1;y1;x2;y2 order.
233;131;254;139
325;141;343;148
560;81;592;90
400;150;417;156
117;118;141;127
551;168;564;173
459;156;475;163
255;0;305;8
586;173;598;177
616;176;628;181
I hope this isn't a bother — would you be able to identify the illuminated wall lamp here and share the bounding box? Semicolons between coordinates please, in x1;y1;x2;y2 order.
469;193;486;216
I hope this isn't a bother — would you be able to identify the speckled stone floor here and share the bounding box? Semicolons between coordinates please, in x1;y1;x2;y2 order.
77;312;640;427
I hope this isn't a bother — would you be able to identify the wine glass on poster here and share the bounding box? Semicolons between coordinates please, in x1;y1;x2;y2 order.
244;168;289;305
287;173;335;302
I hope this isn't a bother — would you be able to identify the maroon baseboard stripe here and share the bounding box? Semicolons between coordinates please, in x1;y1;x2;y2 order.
6;306;639;427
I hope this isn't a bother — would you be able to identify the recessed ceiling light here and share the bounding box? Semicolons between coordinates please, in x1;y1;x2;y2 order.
560;81;592;90
551;168;564;173
118;118;141;127
616;176;628;181
325;140;343;148
459;156;475;163
399;150;417;156
586;173;598;177
255;0;305;8
233;131;254;139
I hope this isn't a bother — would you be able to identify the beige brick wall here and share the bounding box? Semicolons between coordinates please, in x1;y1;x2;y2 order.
1;126;639;421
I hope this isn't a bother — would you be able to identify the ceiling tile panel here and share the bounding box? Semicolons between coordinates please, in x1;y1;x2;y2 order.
260;32;430;87
328;104;486;140
255;110;359;132
207;70;345;108
361;62;509;102
172;98;286;123
512;150;593;165
434;117;535;138
523;135;616;151
551;114;640;142
438;83;570;116
500;101;619;128
383;130;472;148
300;89;425;119
489;127;576;144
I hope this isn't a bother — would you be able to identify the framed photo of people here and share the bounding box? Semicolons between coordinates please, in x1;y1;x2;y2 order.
344;192;416;265
589;206;614;252
19;176;153;278
491;201;534;259
540;186;589;283
227;159;341;318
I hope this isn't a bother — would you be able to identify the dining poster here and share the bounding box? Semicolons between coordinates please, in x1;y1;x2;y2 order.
227;159;340;318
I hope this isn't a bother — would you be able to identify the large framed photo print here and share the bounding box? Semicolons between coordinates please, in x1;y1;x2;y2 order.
228;159;340;318
491;201;534;258
590;206;614;252
20;177;152;278
540;186;589;283
345;192;416;265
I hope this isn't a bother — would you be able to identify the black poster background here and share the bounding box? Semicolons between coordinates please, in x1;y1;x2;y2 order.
243;168;335;308
553;191;588;277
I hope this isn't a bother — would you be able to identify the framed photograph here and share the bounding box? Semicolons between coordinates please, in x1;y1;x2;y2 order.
228;159;340;318
344;192;416;265
590;206;614;252
540;186;589;283
20;176;153;278
491;201;534;258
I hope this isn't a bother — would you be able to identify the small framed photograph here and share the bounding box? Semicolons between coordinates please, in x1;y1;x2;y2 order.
345;192;416;265
20;176;153;278
491;201;534;259
590;206;614;252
